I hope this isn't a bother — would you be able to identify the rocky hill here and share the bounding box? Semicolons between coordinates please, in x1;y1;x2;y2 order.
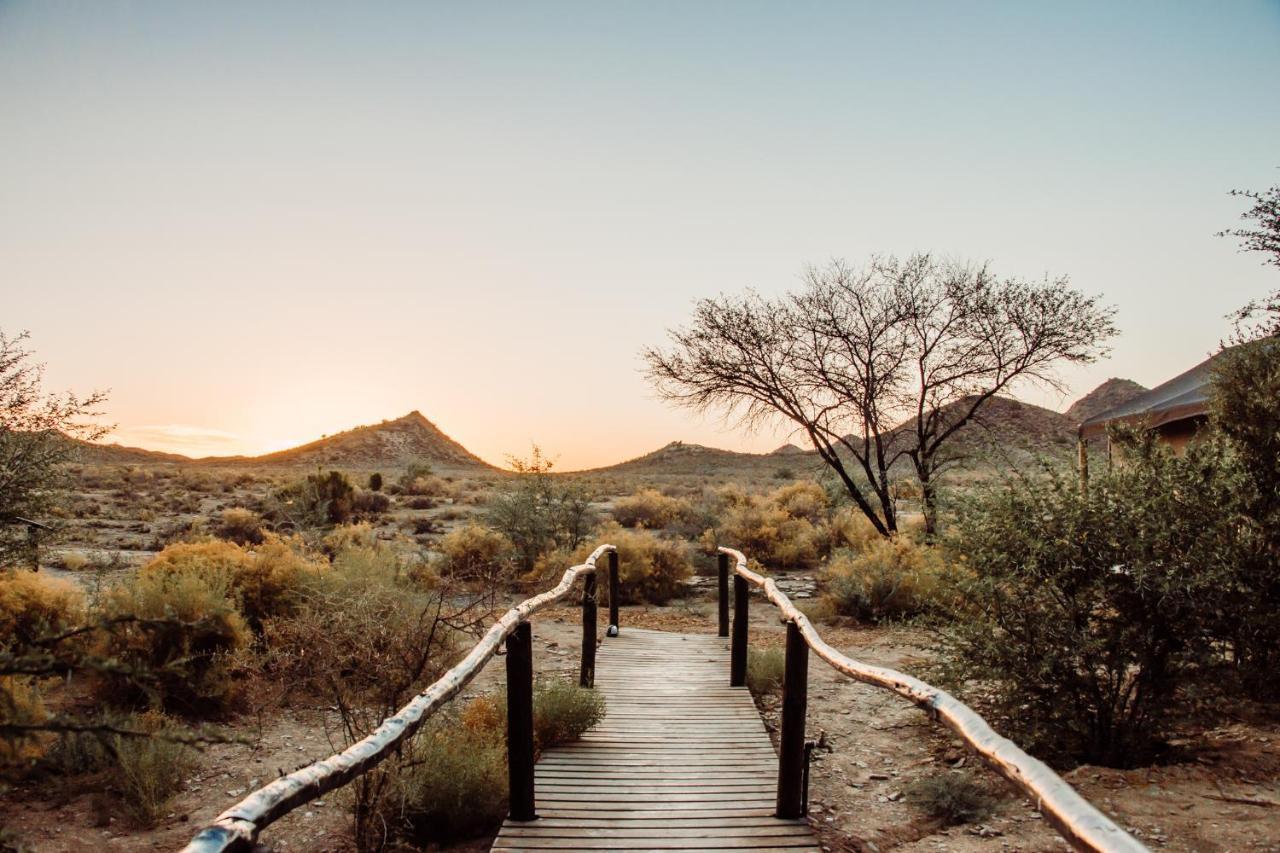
78;411;491;469
251;411;488;468
1065;378;1148;425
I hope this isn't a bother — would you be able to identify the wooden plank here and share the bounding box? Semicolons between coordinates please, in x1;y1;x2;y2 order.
493;627;818;853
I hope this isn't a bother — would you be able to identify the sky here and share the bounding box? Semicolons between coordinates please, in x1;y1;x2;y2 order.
2;1;1278;470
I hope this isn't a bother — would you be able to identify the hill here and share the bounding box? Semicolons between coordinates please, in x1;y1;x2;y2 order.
896;395;1078;466
1065;378;1148;425
585;441;814;478
251;411;489;468
79;411;491;469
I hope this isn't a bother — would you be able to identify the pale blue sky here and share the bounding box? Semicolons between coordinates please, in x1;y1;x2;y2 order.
2;1;1278;467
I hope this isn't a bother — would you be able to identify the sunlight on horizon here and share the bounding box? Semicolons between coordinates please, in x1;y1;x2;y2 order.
5;2;1279;470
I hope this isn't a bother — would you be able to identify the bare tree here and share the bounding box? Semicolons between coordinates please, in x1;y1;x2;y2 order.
0;330;107;565
644;255;1115;536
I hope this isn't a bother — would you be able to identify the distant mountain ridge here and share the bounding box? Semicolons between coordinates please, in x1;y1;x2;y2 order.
78;379;1140;473
79;411;491;469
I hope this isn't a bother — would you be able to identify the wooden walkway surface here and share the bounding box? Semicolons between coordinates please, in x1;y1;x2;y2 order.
492;627;819;852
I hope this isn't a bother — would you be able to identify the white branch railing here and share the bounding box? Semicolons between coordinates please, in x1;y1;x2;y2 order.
718;546;1146;853
182;544;617;853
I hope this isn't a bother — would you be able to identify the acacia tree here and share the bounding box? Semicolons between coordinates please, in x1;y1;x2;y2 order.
644;255;1115;536
0;330;107;565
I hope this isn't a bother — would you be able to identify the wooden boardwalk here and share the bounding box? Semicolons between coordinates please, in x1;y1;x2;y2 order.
492;627;819;852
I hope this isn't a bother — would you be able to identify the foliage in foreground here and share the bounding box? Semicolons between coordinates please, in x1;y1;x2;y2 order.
939;434;1243;767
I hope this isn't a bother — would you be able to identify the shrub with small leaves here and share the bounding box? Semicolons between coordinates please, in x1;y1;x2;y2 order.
110;711;195;827
745;647;784;698
823;538;949;623
906;772;995;825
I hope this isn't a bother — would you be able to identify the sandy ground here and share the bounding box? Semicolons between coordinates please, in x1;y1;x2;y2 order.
4;593;1279;852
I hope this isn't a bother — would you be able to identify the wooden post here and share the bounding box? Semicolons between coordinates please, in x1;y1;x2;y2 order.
579;571;597;688
776;620;809;819
607;550;620;634
717;552;730;638
730;574;748;687
506;621;536;821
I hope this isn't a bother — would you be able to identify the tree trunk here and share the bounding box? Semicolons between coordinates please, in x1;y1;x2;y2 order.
919;472;938;539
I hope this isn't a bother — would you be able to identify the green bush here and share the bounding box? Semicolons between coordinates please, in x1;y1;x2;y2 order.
260;540;455;703
436;522;513;582
704;482;830;568
556;523;692;604
823;538;948;623
388;725;507;844
1210;337;1280;691
486;447;596;574
0;571;83;648
98;564;251;716
215;507;265;546
273;470;355;527
141;537;323;631
460;680;606;752
532;680;606;748
745;647;784;697
906;772;995;825
110;712;194;827
940;435;1242;767
611;489;692;529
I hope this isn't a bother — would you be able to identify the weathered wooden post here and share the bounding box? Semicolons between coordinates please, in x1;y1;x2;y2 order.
776;620;809;819
579;570;597;688
607;549;620;635
506;621;537;821
730;574;748;687
717;552;730;638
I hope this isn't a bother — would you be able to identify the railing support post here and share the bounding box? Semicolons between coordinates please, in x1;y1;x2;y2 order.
717;552;729;638
580;571;597;688
506;621;537;821
730;574;748;687
776;619;809;819
607;549;620;635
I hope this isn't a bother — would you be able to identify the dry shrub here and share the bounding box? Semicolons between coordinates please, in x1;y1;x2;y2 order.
459;681;605;752
828;506;882;551
0;571;83;647
771;480;829;523
531;680;606;748
351;489;390;517
110;711;194;827
611;489;691;529
216;507;264;546
57;552;90;572
549;523;692;604
321;522;376;556
706;483;828;568
98;565;250;715
823;538;948;623
0;676;48;769
387;724;508;845
436;523;512;582
142;537;322;630
745;647;784;698
905;772;995;825
259;541;458;703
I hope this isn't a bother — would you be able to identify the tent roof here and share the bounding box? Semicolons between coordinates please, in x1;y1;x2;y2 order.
1078;349;1230;439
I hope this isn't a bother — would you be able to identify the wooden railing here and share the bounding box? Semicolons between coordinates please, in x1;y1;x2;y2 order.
715;547;1148;853
182;545;620;853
